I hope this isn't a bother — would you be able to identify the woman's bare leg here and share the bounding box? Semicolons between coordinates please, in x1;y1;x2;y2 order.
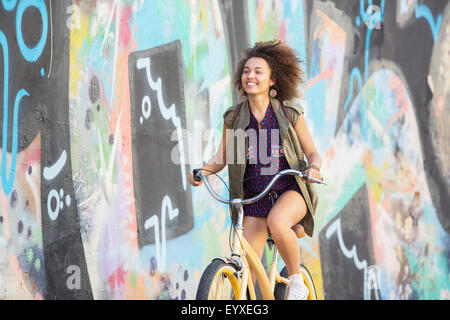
266;191;307;275
243;216;268;285
292;224;306;238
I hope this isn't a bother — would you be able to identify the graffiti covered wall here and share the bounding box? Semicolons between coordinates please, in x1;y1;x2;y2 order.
0;0;448;300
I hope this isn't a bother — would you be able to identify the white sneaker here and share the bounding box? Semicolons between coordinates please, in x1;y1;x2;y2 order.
287;274;309;300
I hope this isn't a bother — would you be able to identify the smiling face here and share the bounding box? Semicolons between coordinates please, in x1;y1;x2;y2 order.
241;57;275;97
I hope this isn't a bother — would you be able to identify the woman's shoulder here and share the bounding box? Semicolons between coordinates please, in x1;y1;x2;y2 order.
223;103;243;128
282;100;304;115
280;100;304;127
223;104;238;118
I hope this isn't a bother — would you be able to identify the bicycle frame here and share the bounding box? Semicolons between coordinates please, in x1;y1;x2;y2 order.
231;203;289;300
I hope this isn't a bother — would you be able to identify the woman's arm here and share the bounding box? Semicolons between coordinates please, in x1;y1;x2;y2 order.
293;114;323;182
188;123;230;186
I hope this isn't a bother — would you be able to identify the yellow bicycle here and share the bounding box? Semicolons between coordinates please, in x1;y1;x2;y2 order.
193;168;325;300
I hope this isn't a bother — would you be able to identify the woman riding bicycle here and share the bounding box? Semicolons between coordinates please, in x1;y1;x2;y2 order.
188;40;322;300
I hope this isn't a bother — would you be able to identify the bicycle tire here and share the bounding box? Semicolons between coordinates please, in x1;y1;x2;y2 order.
274;264;317;300
196;259;242;300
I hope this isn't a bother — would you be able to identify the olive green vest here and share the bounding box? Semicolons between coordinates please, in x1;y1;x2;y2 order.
223;98;318;237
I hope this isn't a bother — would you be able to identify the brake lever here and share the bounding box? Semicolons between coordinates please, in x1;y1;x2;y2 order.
299;171;327;185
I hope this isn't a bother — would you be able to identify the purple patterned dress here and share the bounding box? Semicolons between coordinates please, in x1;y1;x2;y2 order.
243;103;302;217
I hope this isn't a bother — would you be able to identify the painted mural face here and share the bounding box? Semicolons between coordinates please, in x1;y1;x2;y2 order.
241;57;275;97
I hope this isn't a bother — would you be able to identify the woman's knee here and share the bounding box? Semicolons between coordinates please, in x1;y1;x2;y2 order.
267;191;307;237
267;212;290;237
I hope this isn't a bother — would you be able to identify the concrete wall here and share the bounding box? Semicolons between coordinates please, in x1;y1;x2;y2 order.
0;0;448;300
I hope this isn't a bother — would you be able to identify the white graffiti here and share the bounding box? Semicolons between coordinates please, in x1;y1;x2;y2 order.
43;149;67;180
136;56;187;190
325;218;381;300
140;95;151;124
47;0;53;78
43;150;71;221
144;195;179;272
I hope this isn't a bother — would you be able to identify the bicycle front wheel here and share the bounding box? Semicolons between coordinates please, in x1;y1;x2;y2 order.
196;259;242;300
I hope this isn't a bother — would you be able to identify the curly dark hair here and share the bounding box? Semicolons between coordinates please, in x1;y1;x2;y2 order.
233;40;305;102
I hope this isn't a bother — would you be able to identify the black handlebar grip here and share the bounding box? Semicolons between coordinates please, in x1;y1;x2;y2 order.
193;169;202;182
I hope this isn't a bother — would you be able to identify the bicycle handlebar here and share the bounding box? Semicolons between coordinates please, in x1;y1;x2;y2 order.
193;168;326;206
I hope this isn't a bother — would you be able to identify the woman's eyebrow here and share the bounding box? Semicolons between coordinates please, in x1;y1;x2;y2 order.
243;66;264;69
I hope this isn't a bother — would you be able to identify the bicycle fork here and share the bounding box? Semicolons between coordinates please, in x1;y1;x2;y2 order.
231;203;250;299
268;243;279;292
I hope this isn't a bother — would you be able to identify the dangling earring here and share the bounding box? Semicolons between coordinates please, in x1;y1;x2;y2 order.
269;86;278;98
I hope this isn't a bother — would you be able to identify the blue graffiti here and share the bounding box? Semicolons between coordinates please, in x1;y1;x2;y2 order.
16;0;48;62
0;0;47;195
344;68;363;112
1;0;17;11
360;0;385;81
0;31;29;195
342;0;386;139
415;4;442;43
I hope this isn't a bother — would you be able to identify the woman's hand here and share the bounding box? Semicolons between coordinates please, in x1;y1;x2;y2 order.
188;172;203;187
305;166;322;183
